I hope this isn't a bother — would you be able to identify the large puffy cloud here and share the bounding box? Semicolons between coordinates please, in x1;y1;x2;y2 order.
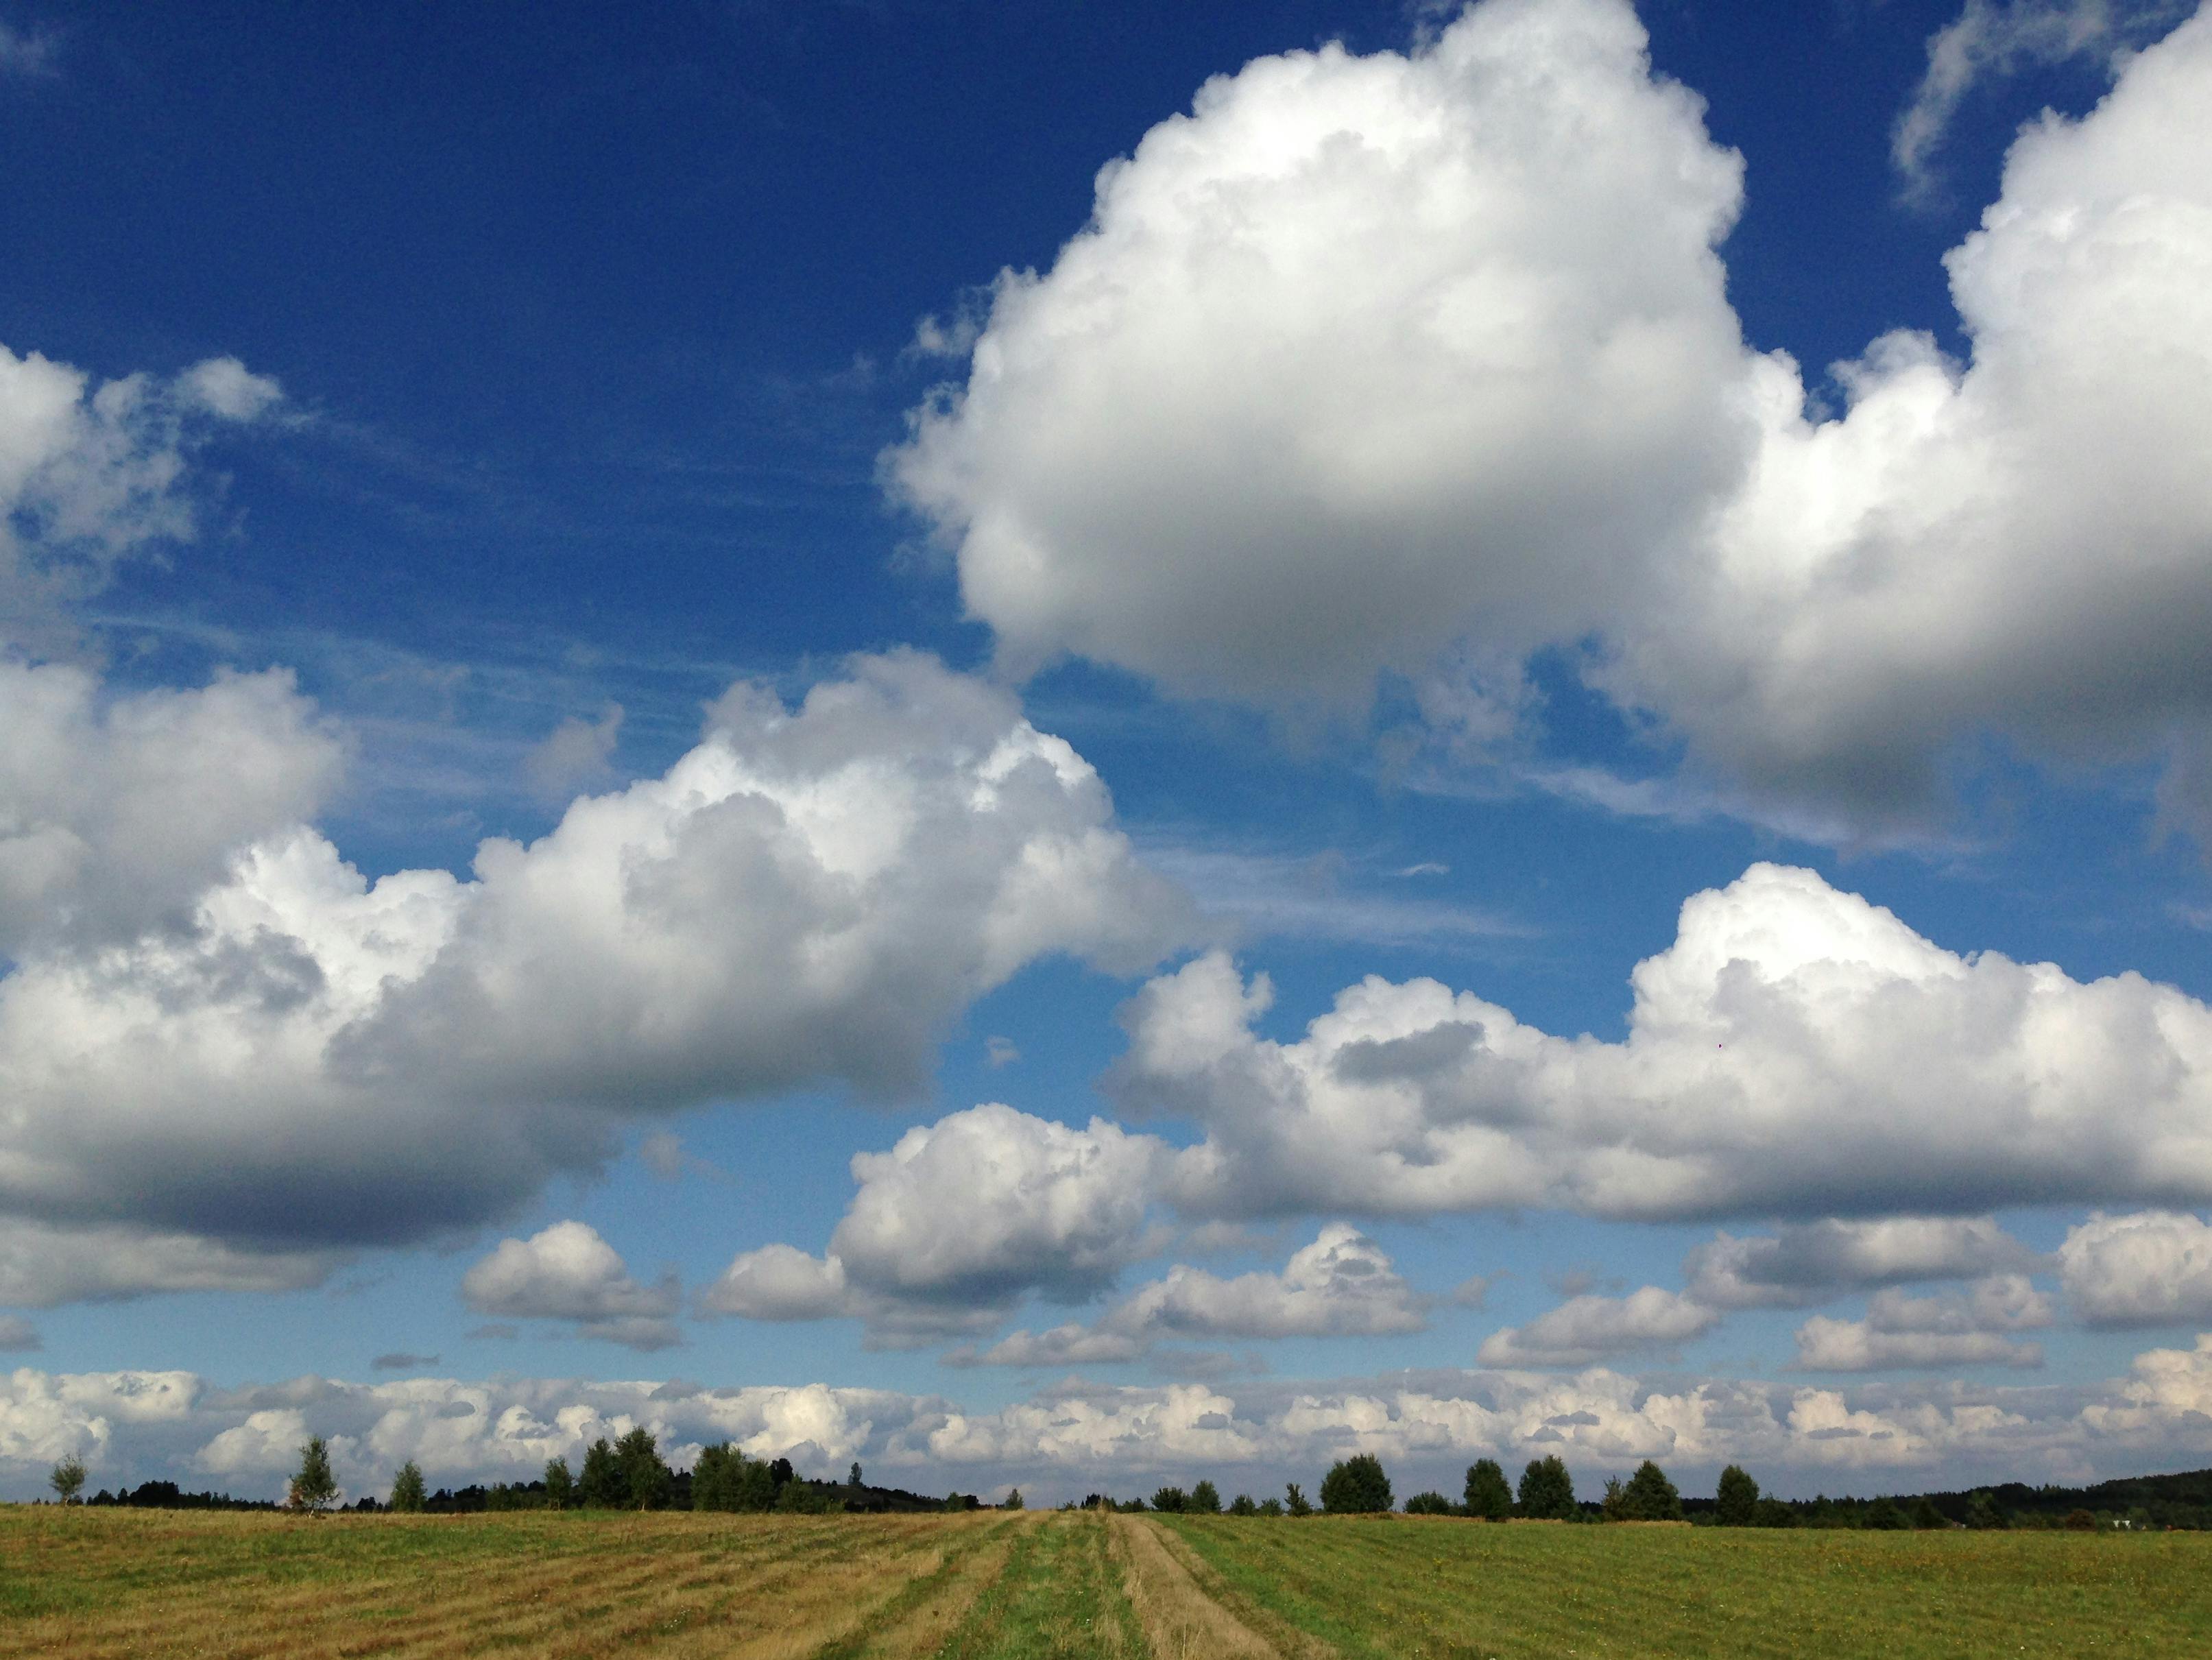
961;1223;1428;1367
2058;1211;2212;1327
0;661;344;954
700;1103;1169;1344
0;655;1191;1295
1477;1287;1717;1368
893;0;2212;841
891;0;1750;706
1116;863;2212;1222
13;1338;2212;1501
1793;1275;2054;1373
459;1223;680;1351
0;339;332;957
1684;1216;2035;1310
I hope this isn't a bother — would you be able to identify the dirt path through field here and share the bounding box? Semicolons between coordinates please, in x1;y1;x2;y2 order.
1112;1514;1334;1659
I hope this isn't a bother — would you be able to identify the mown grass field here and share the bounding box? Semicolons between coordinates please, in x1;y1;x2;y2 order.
2;1506;2206;1659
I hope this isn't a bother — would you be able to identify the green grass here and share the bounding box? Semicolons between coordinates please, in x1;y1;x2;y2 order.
933;1511;1147;1658
1157;1514;2212;1659
5;1505;2209;1659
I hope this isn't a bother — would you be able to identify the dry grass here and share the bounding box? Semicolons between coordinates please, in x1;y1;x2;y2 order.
1159;1512;2212;1659
15;1504;2207;1659
0;1508;1014;1660
1110;1513;1293;1659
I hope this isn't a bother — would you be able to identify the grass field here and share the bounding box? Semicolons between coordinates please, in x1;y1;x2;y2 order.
2;1506;2205;1659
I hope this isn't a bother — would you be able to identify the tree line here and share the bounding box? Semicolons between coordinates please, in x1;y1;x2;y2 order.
47;1441;2212;1530
1061;1454;2209;1531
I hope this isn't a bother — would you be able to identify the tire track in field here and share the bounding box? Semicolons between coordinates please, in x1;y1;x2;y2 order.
1113;1515;1336;1659
800;1513;1021;1660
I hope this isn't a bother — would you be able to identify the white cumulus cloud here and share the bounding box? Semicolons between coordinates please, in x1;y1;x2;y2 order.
0;340;282;647
1477;1286;1718;1368
700;1103;1169;1344
1684;1217;2035;1310
961;1223;1428;1366
0;654;1191;1301
2058;1210;2212;1327
893;0;2212;844
460;1222;680;1351
1115;863;2212;1223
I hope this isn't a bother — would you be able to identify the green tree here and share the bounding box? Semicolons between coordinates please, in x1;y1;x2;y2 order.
693;1443;736;1511
694;1443;780;1513
1403;1491;1456;1515
1752;1497;1797;1528
542;1456;575;1510
1004;1488;1025;1511
614;1427;669;1511
1188;1479;1222;1514
578;1438;623;1508
1319;1454;1393;1515
1967;1491;2009;1530
849;1461;863;1488
1912;1496;1948;1530
1151;1485;1188;1513
49;1454;86;1504
1714;1464;1759;1527
389;1461;426;1513
1517;1455;1576;1520
288;1435;338;1514
1284;1482;1312;1517
1864;1496;1910;1530
2063;1508;2097;1532
1229;1493;1258;1515
1620;1460;1682;1521
1463;1458;1512;1521
1256;1497;1284;1517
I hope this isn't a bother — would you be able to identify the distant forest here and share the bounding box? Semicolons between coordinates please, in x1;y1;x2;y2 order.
61;1445;2212;1532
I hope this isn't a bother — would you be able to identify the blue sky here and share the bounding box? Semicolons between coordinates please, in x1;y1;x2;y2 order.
5;0;2212;1506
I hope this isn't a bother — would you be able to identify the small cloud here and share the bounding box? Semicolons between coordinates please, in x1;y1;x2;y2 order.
2171;902;2212;932
1152;1349;1264;1380
1450;1274;1493;1310
371;1351;440;1371
1543;1264;1602;1299
636;1131;726;1185
465;1323;520;1341
0;21;58;78
1177;1220;1282;1257
175;357;285;422
1891;0;2191;201
984;1035;1020;1068
0;1315;40;1351
523;702;623;799
461;1220;682;1351
1397;861;1450;878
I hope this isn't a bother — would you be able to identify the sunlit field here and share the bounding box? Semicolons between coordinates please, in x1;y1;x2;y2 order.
4;1506;2207;1659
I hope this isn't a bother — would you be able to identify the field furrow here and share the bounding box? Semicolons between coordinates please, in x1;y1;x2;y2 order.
9;1506;2211;1659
